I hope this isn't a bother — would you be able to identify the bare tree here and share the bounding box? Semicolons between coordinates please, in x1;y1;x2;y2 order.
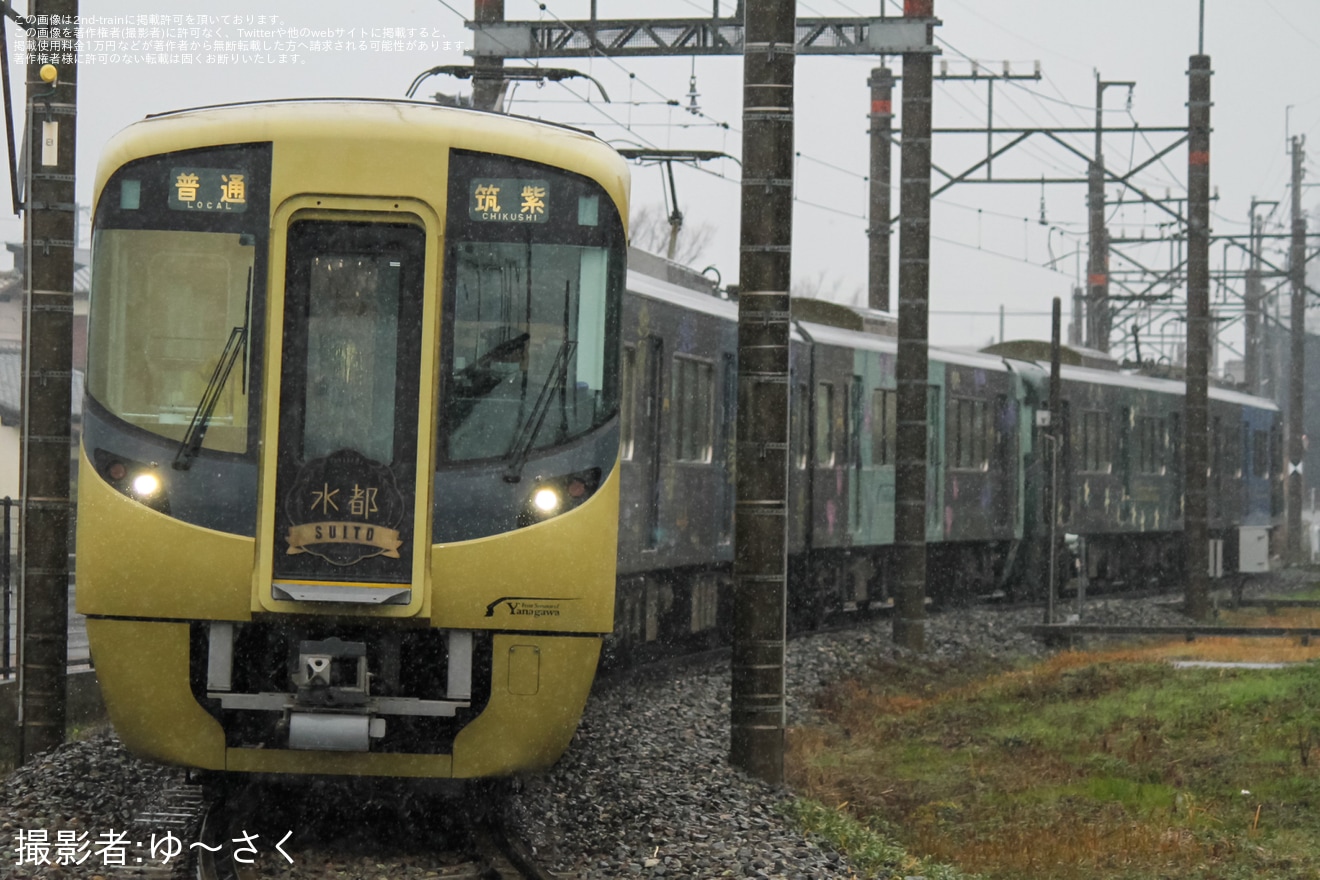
630;203;716;267
790;270;862;305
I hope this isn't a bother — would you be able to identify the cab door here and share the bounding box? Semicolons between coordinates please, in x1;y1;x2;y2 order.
269;219;426;604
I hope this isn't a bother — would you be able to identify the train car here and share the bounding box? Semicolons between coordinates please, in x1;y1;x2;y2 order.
1039;362;1280;587
610;268;1042;646
610;261;1282;656
77;99;629;778
614;250;737;653
789;324;1028;608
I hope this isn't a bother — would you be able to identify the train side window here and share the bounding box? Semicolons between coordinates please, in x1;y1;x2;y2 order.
974;398;989;470
1077;411;1088;471
953;398;968;469
1210;414;1221;476
1079;410;1111;473
672;355;714;462
926;385;942;469
840;382;851;466
620;345;636;460
993;393;1009;465
1159;417;1168;475
1118;407;1131;484
954;399;966;468
1237;421;1247;479
952;397;990;470
1136;415;1166;474
871;388;896;466
849;375;863;467
1253;429;1269;478
1059;399;1072;522
1271;424;1281;481
1136;417;1148;473
816;382;835;466
795;383;809;469
1170;411;1183;499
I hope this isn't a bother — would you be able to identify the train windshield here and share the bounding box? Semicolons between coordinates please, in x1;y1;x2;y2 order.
439;151;623;464
86;144;270;456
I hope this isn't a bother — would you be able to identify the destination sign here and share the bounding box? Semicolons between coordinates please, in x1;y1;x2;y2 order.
469;178;550;223
168;167;249;213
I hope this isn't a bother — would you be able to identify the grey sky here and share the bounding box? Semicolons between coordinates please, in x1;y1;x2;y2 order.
13;0;1320;357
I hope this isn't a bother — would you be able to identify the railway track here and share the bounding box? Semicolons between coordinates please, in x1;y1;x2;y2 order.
188;779;557;880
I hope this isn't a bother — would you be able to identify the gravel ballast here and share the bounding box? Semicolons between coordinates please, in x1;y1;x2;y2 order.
1;578;1299;878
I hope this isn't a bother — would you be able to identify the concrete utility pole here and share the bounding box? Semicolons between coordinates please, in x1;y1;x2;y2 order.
730;0;794;785
867;66;893;312
1070;285;1084;346
1045;297;1062;623
471;0;505;111
893;0;938;652
1287;134;1307;562
1244;199;1275;394
868;61;1039;315
19;0;77;762
1183;54;1211;621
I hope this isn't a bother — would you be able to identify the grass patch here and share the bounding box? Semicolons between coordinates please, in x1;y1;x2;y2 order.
787;643;1320;879
781;798;979;880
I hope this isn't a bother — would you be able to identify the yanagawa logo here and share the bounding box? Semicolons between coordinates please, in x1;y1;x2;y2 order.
484;596;576;618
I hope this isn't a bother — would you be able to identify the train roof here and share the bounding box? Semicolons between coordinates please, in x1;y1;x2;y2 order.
1041;359;1279;411
626;263;737;320
800;319;1022;373
622;264;1280;413
983;339;1119;371
140;96;603;140
94;99;629;220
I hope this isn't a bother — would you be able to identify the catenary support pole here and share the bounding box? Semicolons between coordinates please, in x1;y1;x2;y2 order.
868;66;893;312
1087;76;1108;350
1184;54;1211;620
893;0;937;651
1287;134;1307;563
1070;284;1084;347
1086;75;1134;353
1244;201;1264;394
730;0;794;785
18;0;76;762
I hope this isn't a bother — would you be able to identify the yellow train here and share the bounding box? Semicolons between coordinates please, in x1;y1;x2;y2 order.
76;99;628;778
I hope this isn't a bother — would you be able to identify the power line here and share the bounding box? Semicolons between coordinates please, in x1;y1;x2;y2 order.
548;81;666;150
1261;0;1320;52
537;0;736;131
932;231;1069;275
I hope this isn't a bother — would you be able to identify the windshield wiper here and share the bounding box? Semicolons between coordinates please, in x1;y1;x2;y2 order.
172;324;248;471
503;339;575;483
446;332;531;430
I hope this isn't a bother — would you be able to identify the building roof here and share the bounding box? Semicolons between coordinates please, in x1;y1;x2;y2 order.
0;342;83;426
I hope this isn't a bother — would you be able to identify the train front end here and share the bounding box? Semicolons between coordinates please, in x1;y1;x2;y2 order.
76;101;627;778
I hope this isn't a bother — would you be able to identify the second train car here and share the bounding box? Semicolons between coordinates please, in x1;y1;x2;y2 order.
610;253;1280;655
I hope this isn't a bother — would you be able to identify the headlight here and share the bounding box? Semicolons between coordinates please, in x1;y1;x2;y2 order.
132;472;161;497
93;448;171;515
532;486;561;513
519;467;602;526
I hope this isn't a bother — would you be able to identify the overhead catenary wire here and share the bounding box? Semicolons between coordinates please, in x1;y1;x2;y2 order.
437;0;1099;252
519;2;1072;256
430;0;1236;348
